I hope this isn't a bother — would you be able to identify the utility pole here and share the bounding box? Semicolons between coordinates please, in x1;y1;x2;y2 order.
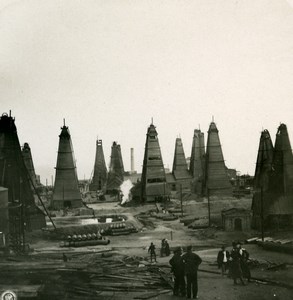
260;186;264;242
20;177;26;253
163;182;166;211
46;178;48;201
180;184;183;217
207;188;211;227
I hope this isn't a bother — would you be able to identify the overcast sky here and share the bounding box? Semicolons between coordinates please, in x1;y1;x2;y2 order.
1;0;293;184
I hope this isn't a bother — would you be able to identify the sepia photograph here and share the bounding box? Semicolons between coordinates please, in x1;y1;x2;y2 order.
0;1;293;299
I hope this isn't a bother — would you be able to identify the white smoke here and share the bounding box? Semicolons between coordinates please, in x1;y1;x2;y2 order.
120;179;133;205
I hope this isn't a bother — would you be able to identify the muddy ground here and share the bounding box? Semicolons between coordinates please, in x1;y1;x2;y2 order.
24;197;293;300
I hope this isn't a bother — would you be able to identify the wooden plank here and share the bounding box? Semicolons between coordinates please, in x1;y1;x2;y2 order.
134;289;171;299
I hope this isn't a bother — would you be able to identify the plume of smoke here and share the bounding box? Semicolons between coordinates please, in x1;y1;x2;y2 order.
120;179;133;205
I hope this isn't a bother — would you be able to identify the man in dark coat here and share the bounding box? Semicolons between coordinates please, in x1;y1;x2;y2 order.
161;239;166;257
230;242;245;285
237;242;251;282
169;247;186;296
182;245;202;299
165;239;170;256
148;242;157;262
217;245;230;276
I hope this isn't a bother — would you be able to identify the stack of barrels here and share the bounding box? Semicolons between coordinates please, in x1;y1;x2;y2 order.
60;231;110;247
108;223;138;236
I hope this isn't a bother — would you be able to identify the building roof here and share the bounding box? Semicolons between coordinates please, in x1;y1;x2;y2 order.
222;208;252;216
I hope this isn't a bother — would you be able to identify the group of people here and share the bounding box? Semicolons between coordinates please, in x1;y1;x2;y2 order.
217;241;251;285
161;238;170;257
148;243;202;298
148;238;171;262
169;246;202;299
148;241;251;298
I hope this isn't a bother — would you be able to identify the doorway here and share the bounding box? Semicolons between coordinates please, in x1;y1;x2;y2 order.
234;218;242;231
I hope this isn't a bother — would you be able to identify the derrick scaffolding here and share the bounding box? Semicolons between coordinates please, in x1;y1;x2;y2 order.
8;203;25;253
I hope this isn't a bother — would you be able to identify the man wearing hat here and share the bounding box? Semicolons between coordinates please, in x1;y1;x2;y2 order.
237;242;251;282
182;246;202;299
217;245;230;276
230;242;245;285
169;247;185;296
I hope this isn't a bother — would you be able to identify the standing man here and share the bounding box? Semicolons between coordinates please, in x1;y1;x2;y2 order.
165;239;170;256
230;242;245;285
169;247;186;297
237;242;251;282
161;239;166;257
217;245;230;276
148;242;157;262
182;245;202;299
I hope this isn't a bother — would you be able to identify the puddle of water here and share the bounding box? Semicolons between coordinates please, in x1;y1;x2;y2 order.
47;215;125;226
81;219;99;225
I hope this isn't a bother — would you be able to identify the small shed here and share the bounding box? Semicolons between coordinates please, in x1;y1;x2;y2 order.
222;208;252;231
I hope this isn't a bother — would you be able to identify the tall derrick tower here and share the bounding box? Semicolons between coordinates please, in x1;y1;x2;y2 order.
205;121;232;197
141;123;169;202
172;137;192;192
253;124;293;228
89;139;107;191
251;129;274;228
106;142;124;193
52;121;82;209
0;112;46;237
22;142;38;189
189;129;206;195
266;124;293;225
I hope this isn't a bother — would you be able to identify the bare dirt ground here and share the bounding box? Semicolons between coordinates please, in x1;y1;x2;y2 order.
24;198;293;300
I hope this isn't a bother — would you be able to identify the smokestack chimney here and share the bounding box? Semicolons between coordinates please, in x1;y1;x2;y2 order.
130;148;135;173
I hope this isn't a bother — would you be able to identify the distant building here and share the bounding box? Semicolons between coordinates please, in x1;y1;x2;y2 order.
124;172;141;185
222;208;252;231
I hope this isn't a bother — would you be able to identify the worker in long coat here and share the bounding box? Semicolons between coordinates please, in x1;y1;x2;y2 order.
217;245;230;276
165;239;170;256
182;246;202;299
230;242;245;285
169;247;186;296
237;242;251;282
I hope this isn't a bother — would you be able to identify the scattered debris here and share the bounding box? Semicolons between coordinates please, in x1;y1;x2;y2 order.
0;253;172;299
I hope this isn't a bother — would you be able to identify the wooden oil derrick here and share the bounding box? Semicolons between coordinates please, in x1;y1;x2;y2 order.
89;139;107;192
205;121;232;197
172;137;192;193
0;112;46;253
253;124;293;229
265;124;293;228
22;142;39;190
251;129;274;229
106;142;124;194
51;121;82;209
141;123;169;202
189;129;206;195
